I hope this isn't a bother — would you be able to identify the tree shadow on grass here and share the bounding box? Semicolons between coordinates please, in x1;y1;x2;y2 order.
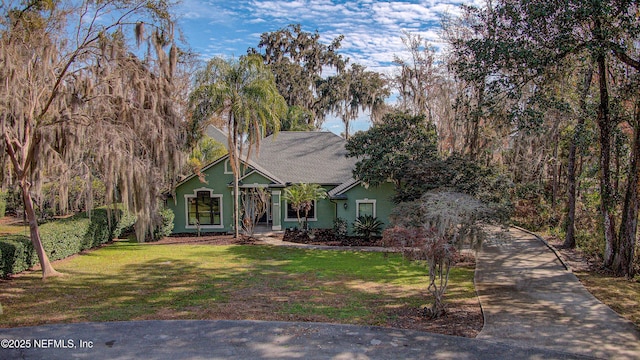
0;256;210;326
224;245;425;283
219;245;435;323
0;243;479;337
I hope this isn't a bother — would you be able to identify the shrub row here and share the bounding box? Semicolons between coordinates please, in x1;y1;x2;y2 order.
0;190;7;218
283;228;383;247
111;208;174;241
0;207;177;277
0;208;120;278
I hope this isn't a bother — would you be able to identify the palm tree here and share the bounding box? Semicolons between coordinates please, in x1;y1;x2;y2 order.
190;55;286;237
283;183;327;231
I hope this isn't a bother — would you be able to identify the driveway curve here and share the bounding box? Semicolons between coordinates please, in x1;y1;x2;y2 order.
475;227;640;359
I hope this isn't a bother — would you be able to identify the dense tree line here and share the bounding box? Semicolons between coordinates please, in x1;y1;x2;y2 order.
3;0;638;280
430;0;640;277
341;1;640;278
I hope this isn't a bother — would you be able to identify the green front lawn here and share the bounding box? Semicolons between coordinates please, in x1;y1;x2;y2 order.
0;241;477;330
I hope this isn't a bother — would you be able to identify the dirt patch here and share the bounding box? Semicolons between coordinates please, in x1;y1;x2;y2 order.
138;301;483;338
0;216;24;226
545;235;602;273
152;233;262;245
385;302;483;337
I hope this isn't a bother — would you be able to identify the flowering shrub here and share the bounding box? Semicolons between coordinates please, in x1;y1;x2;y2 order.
383;190;499;318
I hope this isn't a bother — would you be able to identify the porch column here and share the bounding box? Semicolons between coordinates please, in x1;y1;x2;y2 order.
271;190;282;231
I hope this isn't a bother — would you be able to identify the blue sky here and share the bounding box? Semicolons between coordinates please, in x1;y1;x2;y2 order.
175;0;483;134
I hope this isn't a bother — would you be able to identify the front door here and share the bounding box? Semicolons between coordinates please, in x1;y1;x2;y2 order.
271;190;282;231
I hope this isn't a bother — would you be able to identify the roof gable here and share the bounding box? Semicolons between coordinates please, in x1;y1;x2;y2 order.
252;131;356;185
177;130;357;189
176;154;284;188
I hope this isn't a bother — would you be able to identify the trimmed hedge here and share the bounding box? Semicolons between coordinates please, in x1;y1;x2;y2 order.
0;190;7;218
112;211;137;239
0;208;119;278
111;208;174;241
153;208;175;241
0;236;34;278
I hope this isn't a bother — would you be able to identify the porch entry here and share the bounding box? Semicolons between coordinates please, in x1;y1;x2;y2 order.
239;188;282;232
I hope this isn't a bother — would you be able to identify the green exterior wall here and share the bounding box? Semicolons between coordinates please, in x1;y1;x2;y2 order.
334;182;396;234
168;159;235;234
281;186;337;231
169;158;396;235
241;171;274;185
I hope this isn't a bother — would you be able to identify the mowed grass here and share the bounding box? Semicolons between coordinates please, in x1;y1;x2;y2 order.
0;223;28;236
0;241;476;328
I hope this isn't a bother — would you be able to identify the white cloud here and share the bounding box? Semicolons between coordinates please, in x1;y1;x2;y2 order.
178;0;483;126
177;0;237;20
248;18;267;24
372;2;440;24
178;0;482;64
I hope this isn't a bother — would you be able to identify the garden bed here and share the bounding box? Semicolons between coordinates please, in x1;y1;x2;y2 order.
283;228;384;247
155;232;260;245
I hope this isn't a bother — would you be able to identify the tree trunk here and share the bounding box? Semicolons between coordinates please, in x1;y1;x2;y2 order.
551;122;560;211
3;132;60;279
227;114;240;239
596;54;617;268
232;131;240;239
21;181;61;279
234;165;240;238
612;105;640;277
468;84;484;161
564;67;593;248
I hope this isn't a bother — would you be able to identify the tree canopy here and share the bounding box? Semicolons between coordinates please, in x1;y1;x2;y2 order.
318;63;390;138
249;24;347;129
346;112;438;192
188;54;287;237
0;0;189;277
445;0;640;277
250;24;390;136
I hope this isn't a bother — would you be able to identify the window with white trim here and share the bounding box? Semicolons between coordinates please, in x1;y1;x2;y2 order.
356;199;376;218
285;200;317;221
186;189;223;227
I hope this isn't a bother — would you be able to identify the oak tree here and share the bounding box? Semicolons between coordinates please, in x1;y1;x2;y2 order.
0;0;188;278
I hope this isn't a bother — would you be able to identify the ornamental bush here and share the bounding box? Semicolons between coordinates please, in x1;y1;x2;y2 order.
353;215;384;241
333;217;348;237
0;208;121;278
152;208;175;241
383;190;501;318
0;190;7;218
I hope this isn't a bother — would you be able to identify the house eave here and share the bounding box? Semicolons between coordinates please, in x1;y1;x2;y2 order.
175;154;231;188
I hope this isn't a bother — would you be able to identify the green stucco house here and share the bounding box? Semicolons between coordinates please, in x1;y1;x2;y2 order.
168;128;396;235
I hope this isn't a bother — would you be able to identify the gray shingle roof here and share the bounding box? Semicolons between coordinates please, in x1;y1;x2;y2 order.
327;177;360;198
205;126;230;150
252;131;356;185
